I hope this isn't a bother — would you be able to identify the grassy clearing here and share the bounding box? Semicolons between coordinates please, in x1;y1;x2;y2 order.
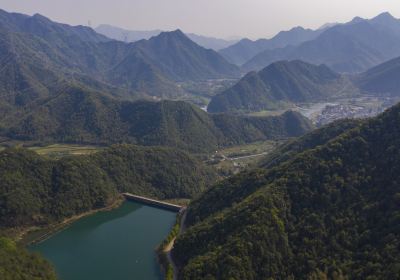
218;140;282;158
208;140;285;176
27;144;103;158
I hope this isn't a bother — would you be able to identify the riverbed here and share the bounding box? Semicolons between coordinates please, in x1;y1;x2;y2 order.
29;201;176;280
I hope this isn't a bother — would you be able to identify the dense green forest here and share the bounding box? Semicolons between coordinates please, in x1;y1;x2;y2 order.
208;60;356;113
173;103;400;279
259;118;361;168
0;86;313;152
0;237;56;280
0;144;216;229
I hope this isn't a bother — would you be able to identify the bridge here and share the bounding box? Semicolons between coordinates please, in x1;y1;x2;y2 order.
123;193;184;212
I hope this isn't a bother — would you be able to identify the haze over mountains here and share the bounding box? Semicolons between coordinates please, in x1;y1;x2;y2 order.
240;12;400;73
0;9;240;110
219;26;325;66
95;24;239;50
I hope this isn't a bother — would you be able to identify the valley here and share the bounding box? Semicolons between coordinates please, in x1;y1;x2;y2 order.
0;5;400;280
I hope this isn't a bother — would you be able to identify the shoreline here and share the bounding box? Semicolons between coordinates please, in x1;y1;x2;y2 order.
19;195;125;246
158;208;187;280
11;194;186;279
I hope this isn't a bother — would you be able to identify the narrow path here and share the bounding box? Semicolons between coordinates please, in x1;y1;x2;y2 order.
228;151;269;161
164;209;187;280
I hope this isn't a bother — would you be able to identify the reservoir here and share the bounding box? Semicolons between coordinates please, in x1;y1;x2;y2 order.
30;201;176;280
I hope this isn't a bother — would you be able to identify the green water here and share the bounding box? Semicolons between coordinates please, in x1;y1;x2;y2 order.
30;201;176;280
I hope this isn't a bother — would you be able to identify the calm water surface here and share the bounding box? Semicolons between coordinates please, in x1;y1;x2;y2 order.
30;201;176;280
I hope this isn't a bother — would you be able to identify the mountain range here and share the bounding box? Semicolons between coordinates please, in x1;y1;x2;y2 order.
0;9;240;109
208;55;400;113
0;85;313;153
95;24;239;50
242;12;400;73
219;26;324;65
173;96;400;279
208;60;359;113
355;55;400;95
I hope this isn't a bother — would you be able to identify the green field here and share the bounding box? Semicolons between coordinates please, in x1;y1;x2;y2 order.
207;140;284;176
27;144;103;158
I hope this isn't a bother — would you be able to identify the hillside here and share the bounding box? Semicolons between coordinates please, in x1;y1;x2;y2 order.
1;86;313;152
172;102;400;279
356;56;400;95
243;12;400;73
0;237;56;280
0;9;181;103
0;144;216;229
208;60;356;113
133;30;240;81
0;9;239;106
219;26;322;65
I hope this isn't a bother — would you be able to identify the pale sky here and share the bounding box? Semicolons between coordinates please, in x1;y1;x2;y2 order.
1;0;399;39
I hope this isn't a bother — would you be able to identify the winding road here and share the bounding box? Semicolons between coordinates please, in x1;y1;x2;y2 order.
164;209;187;280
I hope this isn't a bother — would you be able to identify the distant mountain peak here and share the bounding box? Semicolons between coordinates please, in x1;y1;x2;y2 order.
350;16;365;24
31;13;51;22
157;29;187;40
290;26;306;31
374;12;395;20
318;22;339;30
371;11;398;24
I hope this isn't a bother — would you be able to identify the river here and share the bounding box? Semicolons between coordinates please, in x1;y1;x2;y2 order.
29;201;177;280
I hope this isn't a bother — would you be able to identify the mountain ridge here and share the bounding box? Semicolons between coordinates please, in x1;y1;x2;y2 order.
0;85;313;153
219;26;323;65
243;12;400;73
208;60;358;113
173;99;400;279
95;24;239;50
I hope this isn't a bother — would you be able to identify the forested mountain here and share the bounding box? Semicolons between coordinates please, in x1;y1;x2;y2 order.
0;9;239;106
173;101;400;279
132;29;240;81
0;145;216;229
0;237;56;280
355;56;400;95
208;60;357;113
219;26;323;65
259;118;362;169
95;24;238;50
0;86;313;152
243;12;400;73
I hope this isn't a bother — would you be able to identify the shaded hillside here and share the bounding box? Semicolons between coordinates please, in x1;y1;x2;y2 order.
219;27;322;65
0;237;56;280
133;30;240;81
173;102;400;279
208;60;356;113
259;118;362;169
0;9;239;106
356;56;400;95
1;86;313;152
0;9;181;103
0;145;215;229
243;13;400;73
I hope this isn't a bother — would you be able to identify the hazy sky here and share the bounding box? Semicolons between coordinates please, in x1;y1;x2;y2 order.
1;0;400;39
